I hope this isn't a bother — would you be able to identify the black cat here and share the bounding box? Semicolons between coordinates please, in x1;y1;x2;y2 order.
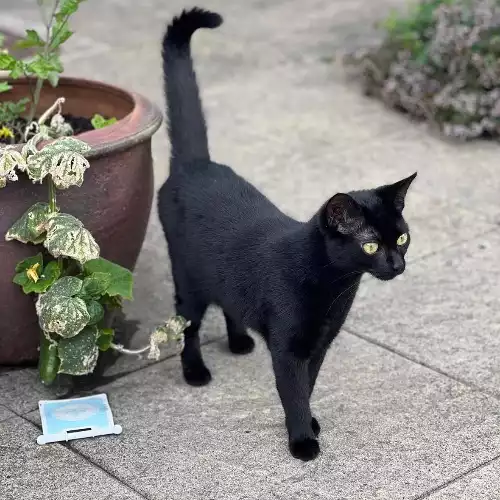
159;8;416;461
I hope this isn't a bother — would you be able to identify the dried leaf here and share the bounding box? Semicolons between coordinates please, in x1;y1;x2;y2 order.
57;326;99;375
5;202;52;244
25;136;90;188
36;276;90;338
44;213;100;265
147;316;188;361
50;150;90;189
0;147;26;187
49;113;73;138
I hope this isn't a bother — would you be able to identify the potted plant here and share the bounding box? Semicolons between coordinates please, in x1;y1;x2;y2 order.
0;0;188;383
343;0;500;140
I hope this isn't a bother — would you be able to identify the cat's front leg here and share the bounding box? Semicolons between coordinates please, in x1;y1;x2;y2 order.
270;342;320;461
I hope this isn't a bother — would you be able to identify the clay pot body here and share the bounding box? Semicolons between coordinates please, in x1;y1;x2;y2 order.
0;77;162;364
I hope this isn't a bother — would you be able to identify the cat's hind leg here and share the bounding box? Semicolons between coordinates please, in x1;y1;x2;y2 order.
224;312;255;355
178;294;210;386
171;264;211;386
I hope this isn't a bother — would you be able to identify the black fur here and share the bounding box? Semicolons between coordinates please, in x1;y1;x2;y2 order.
159;8;416;461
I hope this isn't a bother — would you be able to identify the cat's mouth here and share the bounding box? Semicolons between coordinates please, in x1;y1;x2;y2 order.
370;268;405;281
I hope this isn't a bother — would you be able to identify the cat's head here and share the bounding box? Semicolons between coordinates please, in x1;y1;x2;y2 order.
318;173;417;281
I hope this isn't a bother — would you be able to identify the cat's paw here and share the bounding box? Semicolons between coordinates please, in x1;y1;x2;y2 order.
183;363;212;386
229;334;255;355
311;417;321;437
289;437;320;461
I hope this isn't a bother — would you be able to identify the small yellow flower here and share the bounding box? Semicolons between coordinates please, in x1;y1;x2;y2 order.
0;126;14;139
26;263;41;283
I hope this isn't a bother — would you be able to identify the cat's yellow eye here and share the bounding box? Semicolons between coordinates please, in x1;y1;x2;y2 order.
362;242;379;255
397;233;408;246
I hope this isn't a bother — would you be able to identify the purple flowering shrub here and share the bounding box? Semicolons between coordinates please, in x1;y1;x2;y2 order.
345;0;500;140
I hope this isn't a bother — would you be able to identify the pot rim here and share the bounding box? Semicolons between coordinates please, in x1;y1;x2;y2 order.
0;76;163;158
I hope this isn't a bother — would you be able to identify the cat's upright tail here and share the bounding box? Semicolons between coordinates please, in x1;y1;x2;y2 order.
162;8;223;164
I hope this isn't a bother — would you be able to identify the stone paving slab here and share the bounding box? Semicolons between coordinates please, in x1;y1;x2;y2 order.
0;369;57;415
25;333;500;500
426;459;500;500
348;229;500;397
0;403;15;422
0;416;145;500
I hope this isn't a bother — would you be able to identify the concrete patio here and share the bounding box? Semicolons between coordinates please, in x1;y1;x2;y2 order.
1;0;500;498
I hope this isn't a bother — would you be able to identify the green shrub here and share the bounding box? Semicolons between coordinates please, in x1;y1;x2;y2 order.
345;0;500;140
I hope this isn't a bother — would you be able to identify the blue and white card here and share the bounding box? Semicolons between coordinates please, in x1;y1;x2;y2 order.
37;394;122;445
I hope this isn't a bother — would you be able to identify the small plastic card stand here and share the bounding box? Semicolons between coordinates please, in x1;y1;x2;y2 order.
37;393;122;445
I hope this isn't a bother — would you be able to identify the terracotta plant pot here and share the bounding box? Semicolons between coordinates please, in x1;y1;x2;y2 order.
0;77;162;365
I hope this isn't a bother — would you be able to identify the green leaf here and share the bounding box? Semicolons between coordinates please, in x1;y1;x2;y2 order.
51;19;73;49
49;275;84;296
44;213;100;265
0;82;12;93
47;53;63;73
9;60;27;79
35;261;61;291
84;258;133;300
79;272;112;299
0;53;16;70
91;114;118;129
57;325;99;375
97;328;114;352
91;114;105;129
47;71;59;87
86;300;104;325
27;54;63;79
36;276;90;338
39;334;60;385
57;0;86;17
5;202;52;244
101;294;123;310
12;254;61;294
15;29;44;49
14;253;43;273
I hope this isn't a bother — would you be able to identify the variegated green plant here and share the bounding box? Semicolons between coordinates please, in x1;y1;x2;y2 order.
3;100;188;385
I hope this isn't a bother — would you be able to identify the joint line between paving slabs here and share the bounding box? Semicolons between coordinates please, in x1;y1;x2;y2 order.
408;226;499;266
411;453;500;499
342;328;500;401
19;415;150;500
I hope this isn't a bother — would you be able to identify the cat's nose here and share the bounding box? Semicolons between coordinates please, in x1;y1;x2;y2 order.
391;257;405;275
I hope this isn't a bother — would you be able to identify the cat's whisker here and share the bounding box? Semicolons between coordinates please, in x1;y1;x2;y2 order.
328;270;362;285
325;282;359;316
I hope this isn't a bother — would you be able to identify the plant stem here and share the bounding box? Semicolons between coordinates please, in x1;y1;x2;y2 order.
110;343;150;356
48;175;57;212
26;0;61;124
38;97;64;126
26;79;44;124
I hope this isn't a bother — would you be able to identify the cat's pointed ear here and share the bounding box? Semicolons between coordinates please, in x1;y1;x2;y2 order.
378;172;417;212
321;193;365;234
